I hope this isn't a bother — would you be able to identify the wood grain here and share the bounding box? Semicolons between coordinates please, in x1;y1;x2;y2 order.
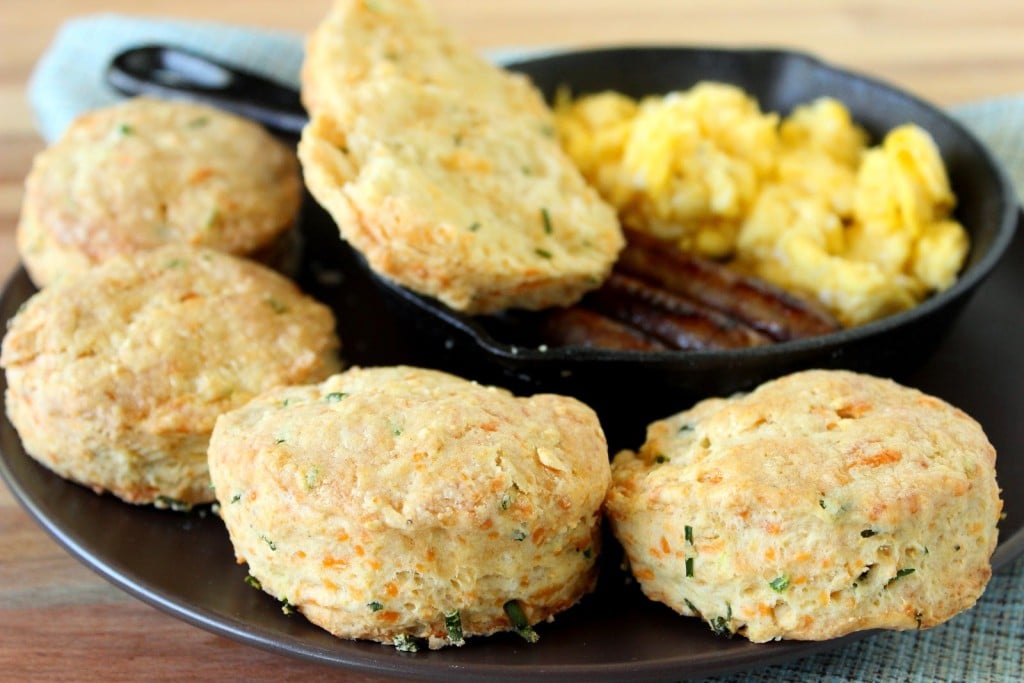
1;1;1023;680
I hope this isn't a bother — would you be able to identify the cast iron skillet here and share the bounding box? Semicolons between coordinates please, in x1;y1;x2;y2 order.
106;45;1019;450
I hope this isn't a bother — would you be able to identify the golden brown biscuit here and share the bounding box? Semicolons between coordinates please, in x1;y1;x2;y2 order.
1;245;341;506
300;0;550;121
17;97;302;288
605;369;1001;642
208;365;610;649
298;0;623;314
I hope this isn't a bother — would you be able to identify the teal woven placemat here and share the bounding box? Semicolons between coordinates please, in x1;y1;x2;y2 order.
24;14;1024;683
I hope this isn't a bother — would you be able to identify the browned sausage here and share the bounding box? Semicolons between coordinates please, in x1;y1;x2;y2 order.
617;229;842;341
540;306;669;351
586;273;772;350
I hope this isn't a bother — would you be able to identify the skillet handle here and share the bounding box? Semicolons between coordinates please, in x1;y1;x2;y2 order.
105;45;309;138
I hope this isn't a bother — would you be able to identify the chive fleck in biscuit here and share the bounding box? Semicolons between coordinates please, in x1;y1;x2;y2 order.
17;97;302;288
1;245;342;507
605;369;1001;642
208;365;610;648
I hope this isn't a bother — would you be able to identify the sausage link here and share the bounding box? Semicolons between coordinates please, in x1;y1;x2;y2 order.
617;229;842;341
540;306;669;351
586;273;771;350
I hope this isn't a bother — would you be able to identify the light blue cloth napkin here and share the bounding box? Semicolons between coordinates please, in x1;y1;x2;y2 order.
24;14;1024;683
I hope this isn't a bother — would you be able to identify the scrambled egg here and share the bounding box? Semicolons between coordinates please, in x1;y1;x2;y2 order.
554;84;969;327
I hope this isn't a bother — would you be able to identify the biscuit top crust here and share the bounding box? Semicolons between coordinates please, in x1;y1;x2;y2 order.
300;0;550;120
210;365;611;529
613;370;999;520
19;97;301;271
0;245;341;434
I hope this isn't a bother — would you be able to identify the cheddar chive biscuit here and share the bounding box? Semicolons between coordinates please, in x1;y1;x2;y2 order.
1;245;342;506
17;97;302;287
298;0;623;314
605;369;1001;642
209;365;611;648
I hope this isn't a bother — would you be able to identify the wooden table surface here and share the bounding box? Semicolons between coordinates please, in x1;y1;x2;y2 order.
2;1;1023;681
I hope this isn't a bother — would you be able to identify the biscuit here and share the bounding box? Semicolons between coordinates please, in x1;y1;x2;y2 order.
17;97;302;288
604;369;1001;642
298;0;623;314
208;365;610;649
1;245;341;506
300;0;550;121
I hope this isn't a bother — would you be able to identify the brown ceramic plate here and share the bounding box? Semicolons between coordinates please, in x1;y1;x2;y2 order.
1;189;1022;682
